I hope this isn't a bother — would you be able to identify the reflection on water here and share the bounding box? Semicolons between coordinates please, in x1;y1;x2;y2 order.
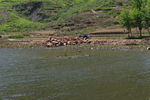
0;48;150;100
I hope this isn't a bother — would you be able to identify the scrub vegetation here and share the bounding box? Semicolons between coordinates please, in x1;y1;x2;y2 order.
0;0;150;48
0;0;128;34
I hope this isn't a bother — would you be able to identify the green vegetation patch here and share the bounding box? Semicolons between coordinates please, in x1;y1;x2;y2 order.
0;0;129;34
0;14;43;34
8;33;30;38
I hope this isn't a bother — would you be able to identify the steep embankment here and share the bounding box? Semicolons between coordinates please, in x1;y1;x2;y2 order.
0;0;129;35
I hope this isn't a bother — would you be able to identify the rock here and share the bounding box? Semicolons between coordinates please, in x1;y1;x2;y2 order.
47;42;53;47
45;36;86;47
147;47;150;50
63;43;67;46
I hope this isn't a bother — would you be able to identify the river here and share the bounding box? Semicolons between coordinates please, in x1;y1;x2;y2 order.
0;48;150;100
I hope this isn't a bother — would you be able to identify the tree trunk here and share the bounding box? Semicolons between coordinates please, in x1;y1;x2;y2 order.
126;29;130;38
127;28;132;37
139;28;142;37
148;28;150;36
130;29;132;37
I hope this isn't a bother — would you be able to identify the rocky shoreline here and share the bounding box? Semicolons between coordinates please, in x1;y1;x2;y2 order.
44;36;149;46
0;36;150;50
45;36;89;47
44;36;150;50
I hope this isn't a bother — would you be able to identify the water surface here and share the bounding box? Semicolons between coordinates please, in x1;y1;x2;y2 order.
0;48;150;100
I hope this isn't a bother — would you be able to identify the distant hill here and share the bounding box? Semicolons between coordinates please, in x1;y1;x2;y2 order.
0;0;129;34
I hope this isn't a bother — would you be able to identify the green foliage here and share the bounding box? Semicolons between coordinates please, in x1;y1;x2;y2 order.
108;10;120;15
0;0;128;34
0;9;9;25
142;2;150;32
120;0;150;36
8;33;30;38
51;21;75;29
130;9;143;31
0;14;43;34
131;0;150;36
120;10;132;32
131;0;147;10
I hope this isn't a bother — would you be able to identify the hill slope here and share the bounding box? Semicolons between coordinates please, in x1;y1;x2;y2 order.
0;0;129;35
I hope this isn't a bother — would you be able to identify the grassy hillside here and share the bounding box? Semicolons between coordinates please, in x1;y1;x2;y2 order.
0;0;128;34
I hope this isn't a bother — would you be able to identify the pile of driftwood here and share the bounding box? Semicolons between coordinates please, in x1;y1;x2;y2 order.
45;36;88;47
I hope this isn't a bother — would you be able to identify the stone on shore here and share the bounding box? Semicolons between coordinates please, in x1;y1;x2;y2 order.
147;47;150;50
45;36;88;47
44;36;146;47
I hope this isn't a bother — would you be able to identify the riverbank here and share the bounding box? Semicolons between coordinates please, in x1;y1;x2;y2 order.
0;38;150;51
0;41;44;48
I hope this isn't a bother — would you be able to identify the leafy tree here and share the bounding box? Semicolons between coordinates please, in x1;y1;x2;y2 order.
143;0;150;35
131;9;144;37
120;0;149;37
120;10;133;37
131;0;148;36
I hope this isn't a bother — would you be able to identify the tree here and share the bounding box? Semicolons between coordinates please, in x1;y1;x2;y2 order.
120;10;133;37
120;0;149;37
131;9;144;37
131;0;148;37
143;0;150;35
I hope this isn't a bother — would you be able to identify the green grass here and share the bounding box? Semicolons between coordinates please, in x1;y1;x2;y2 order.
0;13;43;34
0;0;127;34
8;33;30;38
